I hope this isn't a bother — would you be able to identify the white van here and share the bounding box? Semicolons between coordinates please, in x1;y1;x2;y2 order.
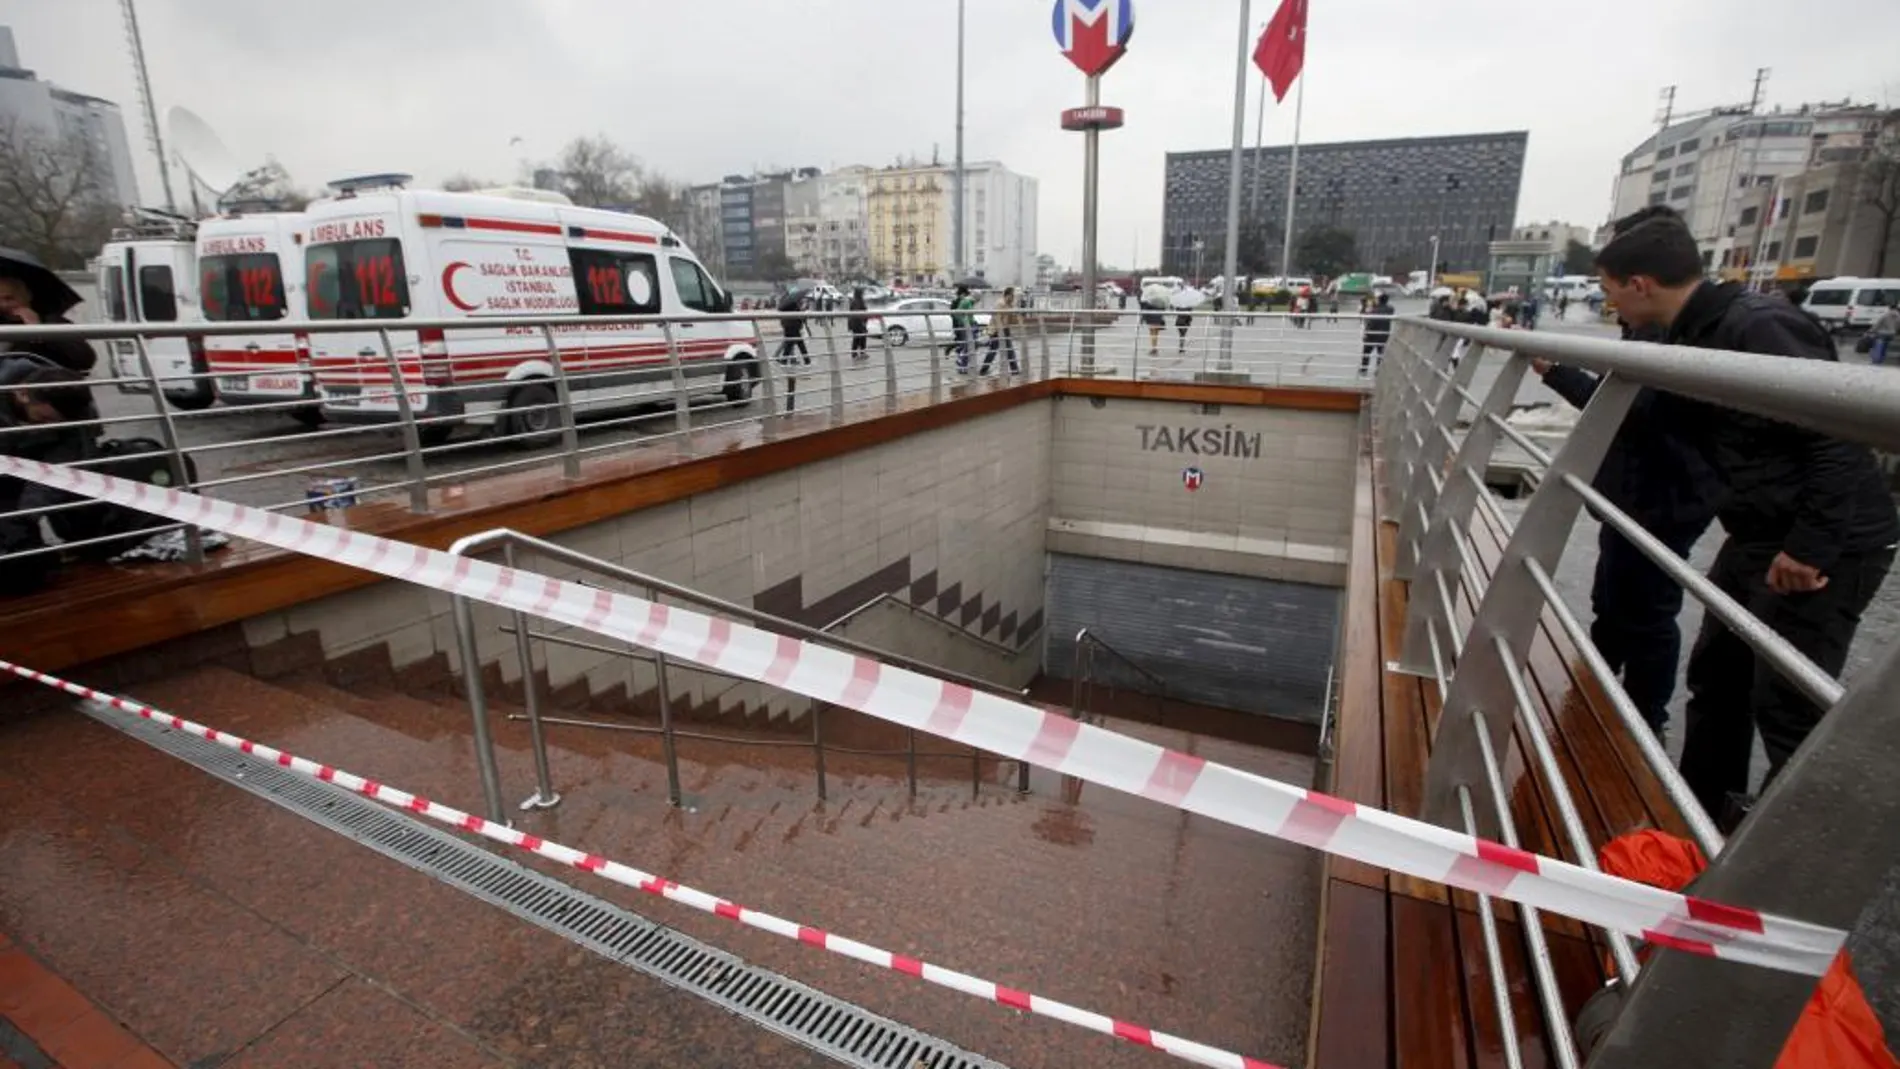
95;215;215;410
304;178;759;443
196;211;314;422
1803;277;1900;332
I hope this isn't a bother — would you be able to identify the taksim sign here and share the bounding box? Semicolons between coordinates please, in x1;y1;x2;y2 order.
1051;0;1134;78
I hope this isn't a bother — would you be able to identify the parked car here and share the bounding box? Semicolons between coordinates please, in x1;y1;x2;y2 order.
875;297;991;347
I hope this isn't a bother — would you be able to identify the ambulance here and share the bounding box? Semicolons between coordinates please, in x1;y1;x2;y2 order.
304;176;760;443
196;210;315;423
95;212;215;410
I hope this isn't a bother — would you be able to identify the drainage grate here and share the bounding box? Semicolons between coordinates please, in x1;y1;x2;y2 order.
82;702;1008;1069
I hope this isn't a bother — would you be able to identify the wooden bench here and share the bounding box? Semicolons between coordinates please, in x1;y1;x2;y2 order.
1308;429;1697;1068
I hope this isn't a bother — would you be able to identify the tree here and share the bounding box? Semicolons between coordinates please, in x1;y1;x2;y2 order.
1294;225;1359;279
629;175;687;231
441;173;498;193
540;134;640;208
1561;238;1596;276
756;250;798;283
0;117;119;270
223;157;309;209
1859;116;1900;276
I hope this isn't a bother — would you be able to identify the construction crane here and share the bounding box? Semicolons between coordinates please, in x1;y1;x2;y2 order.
118;0;176;212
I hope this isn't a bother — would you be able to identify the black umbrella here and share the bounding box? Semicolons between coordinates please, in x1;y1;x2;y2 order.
0;247;82;317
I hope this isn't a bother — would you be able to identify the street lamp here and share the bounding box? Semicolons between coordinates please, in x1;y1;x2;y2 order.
1428;235;1441;291
1193;237;1207;285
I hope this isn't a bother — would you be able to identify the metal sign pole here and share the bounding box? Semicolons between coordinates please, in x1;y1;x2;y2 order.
1080;73;1101;374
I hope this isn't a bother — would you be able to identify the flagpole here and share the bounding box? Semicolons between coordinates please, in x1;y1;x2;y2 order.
1219;0;1252;372
1279;72;1304;278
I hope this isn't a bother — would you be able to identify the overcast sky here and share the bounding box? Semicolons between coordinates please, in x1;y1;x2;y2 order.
10;0;1899;269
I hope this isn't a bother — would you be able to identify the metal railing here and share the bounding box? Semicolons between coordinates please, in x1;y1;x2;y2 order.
1068;627;1169;727
0;307;1375;574
445;528;1036;821
1370;315;1900;1069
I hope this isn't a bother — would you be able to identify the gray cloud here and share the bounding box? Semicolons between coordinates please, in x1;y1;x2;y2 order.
12;0;1900;269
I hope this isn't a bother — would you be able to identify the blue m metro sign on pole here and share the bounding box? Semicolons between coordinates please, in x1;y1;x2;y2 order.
1053;0;1135;373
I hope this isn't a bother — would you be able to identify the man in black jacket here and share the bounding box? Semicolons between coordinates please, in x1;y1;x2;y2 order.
1530;206;1721;736
1532;324;1720;736
1595;213;1899;818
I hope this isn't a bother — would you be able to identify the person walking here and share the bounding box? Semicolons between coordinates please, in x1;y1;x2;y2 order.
950;285;978;373
1359;293;1393;375
1869;304;1899;366
1140;288;1167;357
847;287;870;362
1557;292;1570;320
1592;207;1900;824
981;286;1020;376
1173;306;1192;355
772;290;812;413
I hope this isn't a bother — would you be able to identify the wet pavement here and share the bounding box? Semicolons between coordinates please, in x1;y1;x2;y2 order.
0;663;1320;1068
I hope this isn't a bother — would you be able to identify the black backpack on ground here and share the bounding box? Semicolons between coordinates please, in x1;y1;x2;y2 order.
48;437;199;561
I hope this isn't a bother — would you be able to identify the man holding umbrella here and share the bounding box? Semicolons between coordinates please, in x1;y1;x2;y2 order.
0;248;98;372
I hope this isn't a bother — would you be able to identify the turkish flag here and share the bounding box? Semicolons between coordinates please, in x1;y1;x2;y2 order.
1253;0;1307;102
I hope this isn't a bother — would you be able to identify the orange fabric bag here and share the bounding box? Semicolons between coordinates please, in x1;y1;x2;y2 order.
1597;830;1897;1068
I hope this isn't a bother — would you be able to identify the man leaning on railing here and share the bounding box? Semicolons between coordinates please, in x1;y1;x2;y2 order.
1587;207;1899;829
1528;207;1722;741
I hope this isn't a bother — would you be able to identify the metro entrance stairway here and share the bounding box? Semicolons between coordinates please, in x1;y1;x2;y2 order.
0;639;1320;1069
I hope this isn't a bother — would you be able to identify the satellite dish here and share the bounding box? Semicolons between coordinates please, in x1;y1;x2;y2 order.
167;106;245;198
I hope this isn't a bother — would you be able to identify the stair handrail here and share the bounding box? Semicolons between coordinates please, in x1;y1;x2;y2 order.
450;528;1019;700
1070;627;1169;725
822;592;1042;659
448;527;1033;815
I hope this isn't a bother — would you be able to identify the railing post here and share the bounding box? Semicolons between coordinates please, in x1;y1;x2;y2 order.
1587;642;1900;1069
1377;329;1441;521
1396;349;1533;675
1384;332;1459;522
1038;318;1052;381
1416;375;1639;833
538;325;581;480
504;541;560;810
752;319;779;438
129;335;203;564
906;727;919;798
923;313;944;402
1394;342;1488;581
811;699;828;802
650;587;683;808
880;319;899;406
661;319;694;456
822;316;846;423
376;329;431;514
449;591;509;825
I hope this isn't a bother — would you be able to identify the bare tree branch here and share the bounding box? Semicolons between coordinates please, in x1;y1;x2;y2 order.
0;116;118;268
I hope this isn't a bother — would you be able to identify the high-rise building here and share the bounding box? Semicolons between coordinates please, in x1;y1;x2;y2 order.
867;160;1039;287
1607;101;1885;270
1723;110;1900;285
0;26;141;211
1162;131;1527;279
786;166;871;280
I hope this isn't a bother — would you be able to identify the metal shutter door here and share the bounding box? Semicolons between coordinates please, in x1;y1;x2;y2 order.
1043;553;1339;723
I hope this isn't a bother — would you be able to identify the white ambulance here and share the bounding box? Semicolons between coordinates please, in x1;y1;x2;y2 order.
303;176;760;444
196;210;315;423
95;213;215;410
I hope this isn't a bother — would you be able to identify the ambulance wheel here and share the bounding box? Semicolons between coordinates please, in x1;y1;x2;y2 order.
164;385;215;411
418;422;456;448
290;404;323;428
723;354;759;405
500;380;560;449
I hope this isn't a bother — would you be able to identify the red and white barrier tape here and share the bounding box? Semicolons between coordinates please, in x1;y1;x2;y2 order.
3;660;1282;1069
0;457;1846;978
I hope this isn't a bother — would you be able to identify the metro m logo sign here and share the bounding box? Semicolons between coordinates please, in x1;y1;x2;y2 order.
1051;0;1135;78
